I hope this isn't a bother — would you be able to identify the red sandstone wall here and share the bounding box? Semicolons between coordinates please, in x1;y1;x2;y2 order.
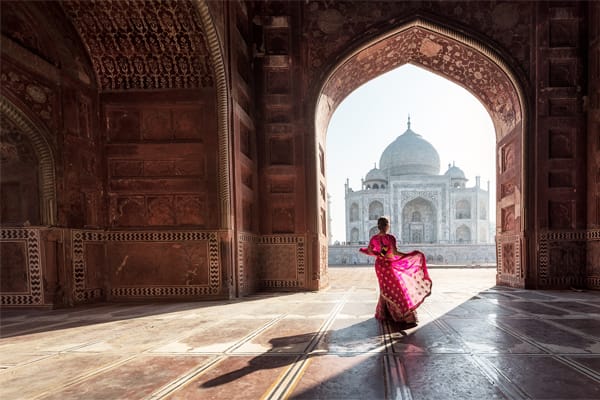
587;2;600;289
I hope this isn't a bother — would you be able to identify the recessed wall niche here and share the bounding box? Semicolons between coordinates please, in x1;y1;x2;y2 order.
269;137;293;165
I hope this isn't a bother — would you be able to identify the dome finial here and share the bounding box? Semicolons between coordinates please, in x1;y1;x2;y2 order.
407;114;411;129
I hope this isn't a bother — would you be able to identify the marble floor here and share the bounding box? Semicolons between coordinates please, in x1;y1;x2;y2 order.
1;267;600;400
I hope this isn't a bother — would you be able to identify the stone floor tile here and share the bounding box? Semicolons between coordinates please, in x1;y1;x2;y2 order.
483;355;600;399
0;353;124;399
442;318;544;354
43;355;213;400
166;355;298;400
390;320;466;354
289;354;386;400
234;318;325;354
497;318;600;354
401;354;508;399
315;318;383;353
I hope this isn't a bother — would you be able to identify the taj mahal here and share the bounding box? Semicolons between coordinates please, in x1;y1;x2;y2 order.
345;117;491;245
338;117;494;263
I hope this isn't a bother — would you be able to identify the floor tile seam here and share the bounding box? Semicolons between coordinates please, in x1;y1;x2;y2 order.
486;299;575;322
0;320;88;337
147;355;225;400
130;314;286;356
223;314;290;354
27;354;139;400
487;320;555;355
468;354;532;400
527;317;600;343
515;299;600;316
260;288;354;399
553;355;600;383
429;319;473;354
383;321;413;400
0;353;58;371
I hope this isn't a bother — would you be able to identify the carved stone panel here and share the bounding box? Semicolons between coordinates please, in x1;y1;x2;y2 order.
0;241;28;292
108;241;209;287
272;207;294;233
549;201;573;229
501;242;515;275
269;137;293;165
549;241;585;278
549;130;574;159
501;206;515;232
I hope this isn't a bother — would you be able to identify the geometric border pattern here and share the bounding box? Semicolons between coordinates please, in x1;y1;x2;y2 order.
538;229;590;288
237;232;261;294
72;230;221;302
72;230;105;303
0;228;43;305
258;235;306;289
496;233;523;288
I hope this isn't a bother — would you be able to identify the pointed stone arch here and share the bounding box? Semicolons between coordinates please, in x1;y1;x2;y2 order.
314;17;528;287
0;96;56;225
193;0;232;230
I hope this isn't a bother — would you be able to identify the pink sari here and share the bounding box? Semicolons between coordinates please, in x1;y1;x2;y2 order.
360;234;432;322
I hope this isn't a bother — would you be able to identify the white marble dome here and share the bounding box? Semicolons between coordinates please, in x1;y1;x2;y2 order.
444;163;467;180
379;120;440;176
365;166;386;182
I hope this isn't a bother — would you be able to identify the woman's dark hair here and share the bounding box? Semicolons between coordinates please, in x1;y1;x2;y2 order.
377;217;389;230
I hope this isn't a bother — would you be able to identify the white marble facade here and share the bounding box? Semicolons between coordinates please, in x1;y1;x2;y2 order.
345;119;491;245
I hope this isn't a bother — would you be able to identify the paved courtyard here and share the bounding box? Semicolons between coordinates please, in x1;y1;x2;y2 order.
1;267;600;399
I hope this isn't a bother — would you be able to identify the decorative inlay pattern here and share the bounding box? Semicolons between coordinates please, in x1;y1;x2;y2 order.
61;0;213;90
538;230;591;287
496;233;522;286
0;228;43;305
400;190;439;207
258;235;306;289
238;232;260;293
0;60;56;128
318;22;524;139
72;229;221;301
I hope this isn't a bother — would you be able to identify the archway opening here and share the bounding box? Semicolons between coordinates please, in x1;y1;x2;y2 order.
316;19;526;287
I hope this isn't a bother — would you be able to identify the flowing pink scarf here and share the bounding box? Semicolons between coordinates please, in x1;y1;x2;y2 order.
360;234;432;321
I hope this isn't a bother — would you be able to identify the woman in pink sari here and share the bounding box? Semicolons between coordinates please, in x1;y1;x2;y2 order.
360;217;432;326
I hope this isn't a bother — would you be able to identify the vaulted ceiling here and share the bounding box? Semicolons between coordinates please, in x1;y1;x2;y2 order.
61;0;214;91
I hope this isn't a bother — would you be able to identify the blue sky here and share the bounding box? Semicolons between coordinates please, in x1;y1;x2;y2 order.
326;64;496;243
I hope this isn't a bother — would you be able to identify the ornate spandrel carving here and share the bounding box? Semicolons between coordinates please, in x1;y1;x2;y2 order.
400;191;439;207
549;201;572;229
0;64;56;129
